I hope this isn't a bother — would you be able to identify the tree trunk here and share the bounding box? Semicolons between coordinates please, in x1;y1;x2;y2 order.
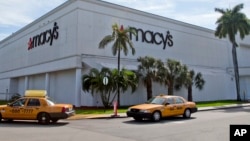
187;86;193;101
168;81;174;95
117;46;121;106
232;44;241;101
146;79;152;100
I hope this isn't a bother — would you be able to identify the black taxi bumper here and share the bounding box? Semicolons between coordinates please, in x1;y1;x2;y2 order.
190;107;198;113
126;111;152;119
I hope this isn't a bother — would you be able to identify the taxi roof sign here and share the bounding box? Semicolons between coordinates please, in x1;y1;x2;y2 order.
25;90;47;97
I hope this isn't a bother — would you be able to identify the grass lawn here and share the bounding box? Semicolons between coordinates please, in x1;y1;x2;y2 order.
75;108;127;115
196;100;244;107
0;100;8;105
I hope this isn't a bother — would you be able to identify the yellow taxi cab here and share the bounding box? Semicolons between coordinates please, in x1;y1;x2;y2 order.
0;90;75;124
126;95;197;121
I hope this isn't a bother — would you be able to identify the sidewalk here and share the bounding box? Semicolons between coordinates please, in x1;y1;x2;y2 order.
67;103;250;120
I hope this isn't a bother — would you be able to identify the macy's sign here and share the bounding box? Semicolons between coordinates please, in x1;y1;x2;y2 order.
28;22;59;50
129;27;173;50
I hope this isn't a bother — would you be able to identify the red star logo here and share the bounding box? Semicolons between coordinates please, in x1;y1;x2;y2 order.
120;25;124;32
28;38;33;50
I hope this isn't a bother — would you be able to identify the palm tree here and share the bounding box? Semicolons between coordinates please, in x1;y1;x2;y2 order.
82;67;115;108
137;56;165;100
162;59;188;95
82;67;138;107
215;3;250;101
184;70;205;101
99;23;137;105
111;68;138;104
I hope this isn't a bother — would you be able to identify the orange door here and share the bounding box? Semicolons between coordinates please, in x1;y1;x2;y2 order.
174;97;186;115
22;98;42;119
162;97;175;117
3;98;27;119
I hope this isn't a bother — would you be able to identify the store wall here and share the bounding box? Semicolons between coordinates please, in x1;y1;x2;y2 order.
76;0;236;103
0;1;80;79
49;69;76;104
0;0;249;105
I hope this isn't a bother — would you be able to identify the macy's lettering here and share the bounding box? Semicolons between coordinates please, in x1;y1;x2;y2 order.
129;27;173;49
28;22;59;50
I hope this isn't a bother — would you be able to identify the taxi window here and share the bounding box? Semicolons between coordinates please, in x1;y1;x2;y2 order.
166;98;174;104
46;98;55;106
147;97;166;105
27;99;40;106
175;97;184;104
12;98;26;107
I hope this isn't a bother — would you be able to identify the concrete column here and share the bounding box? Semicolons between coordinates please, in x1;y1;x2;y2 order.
45;73;50;96
75;68;82;107
24;76;29;90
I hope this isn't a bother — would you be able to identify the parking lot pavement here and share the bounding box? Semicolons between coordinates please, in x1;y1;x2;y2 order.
67;103;250;120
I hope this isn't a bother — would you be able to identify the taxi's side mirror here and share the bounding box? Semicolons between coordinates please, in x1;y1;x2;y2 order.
7;103;13;107
165;102;170;105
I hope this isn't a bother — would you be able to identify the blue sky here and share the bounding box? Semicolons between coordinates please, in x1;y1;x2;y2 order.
0;0;249;41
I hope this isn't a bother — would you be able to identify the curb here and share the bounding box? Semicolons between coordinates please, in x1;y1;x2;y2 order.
68;113;129;120
198;103;250;112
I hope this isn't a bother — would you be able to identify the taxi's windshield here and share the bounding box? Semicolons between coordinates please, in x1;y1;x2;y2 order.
46;98;55;106
146;97;166;105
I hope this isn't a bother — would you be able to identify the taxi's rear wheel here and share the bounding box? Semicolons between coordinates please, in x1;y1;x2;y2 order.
51;119;59;123
183;109;191;118
38;113;50;124
133;117;142;121
152;111;161;121
6;119;13;122
0;113;2;122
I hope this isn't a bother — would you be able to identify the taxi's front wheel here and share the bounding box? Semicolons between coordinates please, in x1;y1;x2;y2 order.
183;109;191;118
0;113;2;122
38;113;50;124
152;111;161;121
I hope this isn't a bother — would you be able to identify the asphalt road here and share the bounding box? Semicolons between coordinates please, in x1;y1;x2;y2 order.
0;106;249;141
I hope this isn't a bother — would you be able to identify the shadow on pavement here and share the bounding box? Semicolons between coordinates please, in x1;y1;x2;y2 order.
0;120;69;128
123;116;196;125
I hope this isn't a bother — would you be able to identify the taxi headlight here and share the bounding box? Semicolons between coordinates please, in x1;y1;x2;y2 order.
140;109;150;113
127;108;131;111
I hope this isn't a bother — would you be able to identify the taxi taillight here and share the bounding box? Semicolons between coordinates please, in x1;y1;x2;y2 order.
62;107;69;113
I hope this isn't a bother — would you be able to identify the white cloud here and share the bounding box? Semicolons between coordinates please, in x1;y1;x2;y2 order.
0;0;250;41
104;0;250;30
0;0;66;27
0;0;67;41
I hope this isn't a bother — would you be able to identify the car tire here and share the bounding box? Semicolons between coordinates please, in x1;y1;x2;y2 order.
183;109;191;118
38;113;50;124
6;119;13;122
0;113;2;122
51;119;59;123
152;111;161;121
133;117;142;121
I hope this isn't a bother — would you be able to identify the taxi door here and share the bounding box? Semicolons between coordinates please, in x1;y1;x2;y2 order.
4;98;27;119
22;98;41;119
174;97;185;115
162;98;176;117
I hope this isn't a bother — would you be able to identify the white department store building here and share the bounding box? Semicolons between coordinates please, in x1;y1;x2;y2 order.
0;0;250;106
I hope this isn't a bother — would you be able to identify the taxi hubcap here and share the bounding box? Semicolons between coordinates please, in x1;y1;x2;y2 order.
42;116;46;121
185;109;190;117
153;112;160;120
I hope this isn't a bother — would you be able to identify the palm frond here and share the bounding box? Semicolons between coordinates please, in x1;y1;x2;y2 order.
99;35;114;49
215;3;250;45
232;3;243;14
